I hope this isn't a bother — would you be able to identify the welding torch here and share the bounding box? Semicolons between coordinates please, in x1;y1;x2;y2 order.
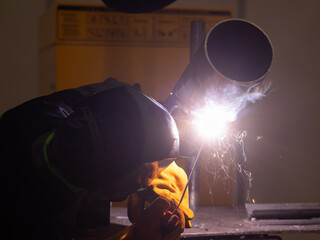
160;141;204;233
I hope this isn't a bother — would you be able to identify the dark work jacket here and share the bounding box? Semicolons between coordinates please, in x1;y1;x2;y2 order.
0;79;129;239
0;83;109;239
0;78;179;240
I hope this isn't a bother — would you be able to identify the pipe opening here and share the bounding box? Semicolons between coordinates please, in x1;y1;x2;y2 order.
206;19;273;83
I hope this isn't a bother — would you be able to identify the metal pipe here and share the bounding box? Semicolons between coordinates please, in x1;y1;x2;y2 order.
165;19;273;112
188;21;206;211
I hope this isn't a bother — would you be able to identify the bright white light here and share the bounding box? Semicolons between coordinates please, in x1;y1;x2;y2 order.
193;103;236;140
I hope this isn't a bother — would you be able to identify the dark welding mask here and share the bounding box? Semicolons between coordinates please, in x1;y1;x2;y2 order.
46;79;179;200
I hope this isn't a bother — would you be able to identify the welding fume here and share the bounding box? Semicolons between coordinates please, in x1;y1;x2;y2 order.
164;19;273;208
0;1;273;240
166;19;273;145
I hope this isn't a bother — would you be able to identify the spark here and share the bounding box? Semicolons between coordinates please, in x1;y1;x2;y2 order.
256;135;263;141
200;129;254;204
189;87;263;204
193;102;236;140
181;79;272;205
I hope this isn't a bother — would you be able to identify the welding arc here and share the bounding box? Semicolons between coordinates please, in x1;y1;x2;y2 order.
172;141;205;214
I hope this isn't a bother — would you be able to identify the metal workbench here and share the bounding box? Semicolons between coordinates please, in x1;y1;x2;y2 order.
110;206;320;239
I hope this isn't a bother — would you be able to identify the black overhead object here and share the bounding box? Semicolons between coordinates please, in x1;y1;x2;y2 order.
101;0;176;13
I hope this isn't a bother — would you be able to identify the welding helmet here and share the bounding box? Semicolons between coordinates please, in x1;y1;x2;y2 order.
49;79;179;200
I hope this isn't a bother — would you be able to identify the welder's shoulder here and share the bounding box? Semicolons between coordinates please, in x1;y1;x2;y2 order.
74;77;140;96
0;78;135;126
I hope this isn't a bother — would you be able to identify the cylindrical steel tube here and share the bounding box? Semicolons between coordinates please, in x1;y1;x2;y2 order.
166;19;273;112
188;21;206;211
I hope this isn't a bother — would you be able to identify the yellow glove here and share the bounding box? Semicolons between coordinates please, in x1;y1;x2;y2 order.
106;162;194;240
151;161;194;227
127;162;194;228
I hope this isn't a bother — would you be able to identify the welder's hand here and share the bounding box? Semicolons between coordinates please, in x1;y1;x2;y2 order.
129;196;185;240
104;197;184;240
127;162;194;231
151;162;194;227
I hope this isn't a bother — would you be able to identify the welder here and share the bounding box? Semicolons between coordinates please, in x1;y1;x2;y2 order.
0;78;193;240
